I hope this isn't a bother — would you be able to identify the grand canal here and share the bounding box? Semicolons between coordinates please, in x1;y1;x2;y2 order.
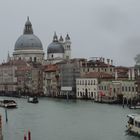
0;97;140;140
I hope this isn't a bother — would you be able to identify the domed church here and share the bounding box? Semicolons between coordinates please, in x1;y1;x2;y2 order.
13;17;44;63
47;32;71;64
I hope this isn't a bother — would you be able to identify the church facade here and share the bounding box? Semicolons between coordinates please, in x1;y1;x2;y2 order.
13;17;45;63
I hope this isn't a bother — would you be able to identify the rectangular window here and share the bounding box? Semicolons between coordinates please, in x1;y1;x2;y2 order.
122;86;124;92
91;92;93;97
125;87;127;92
132;87;134;92
88;80;90;85
104;86;106;90
138;122;140;128
91;80;93;85
129;87;131;92
85;80;87;85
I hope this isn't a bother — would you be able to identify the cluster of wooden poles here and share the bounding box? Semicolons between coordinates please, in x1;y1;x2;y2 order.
24;131;31;140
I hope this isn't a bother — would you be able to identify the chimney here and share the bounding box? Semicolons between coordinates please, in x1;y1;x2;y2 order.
131;68;135;80
115;69;118;80
128;69;131;80
111;60;113;65
107;59;110;66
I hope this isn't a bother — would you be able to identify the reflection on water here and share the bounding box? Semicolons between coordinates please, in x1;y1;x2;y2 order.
0;97;140;140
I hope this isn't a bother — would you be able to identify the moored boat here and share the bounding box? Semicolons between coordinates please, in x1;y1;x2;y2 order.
126;114;140;136
27;96;39;103
129;106;140;109
0;99;17;108
129;102;140;109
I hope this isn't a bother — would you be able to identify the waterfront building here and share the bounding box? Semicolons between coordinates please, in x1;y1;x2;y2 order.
76;72;113;100
43;64;59;97
76;78;98;99
80;57;115;76
98;67;138;100
0;59;44;96
0;63;17;95
15;61;43;96
13;17;45;63
30;63;43;95
12;60;31;95
98;80;137;99
59;62;80;98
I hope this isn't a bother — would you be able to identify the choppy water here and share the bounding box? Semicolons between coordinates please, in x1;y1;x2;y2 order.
0;97;140;140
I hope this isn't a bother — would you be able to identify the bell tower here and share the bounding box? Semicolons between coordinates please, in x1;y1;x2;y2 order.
64;34;71;59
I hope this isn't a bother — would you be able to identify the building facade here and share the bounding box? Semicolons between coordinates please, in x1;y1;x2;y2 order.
0;63;17;95
60;62;80;98
76;78;98;99
80;57;115;76
43;64;59;97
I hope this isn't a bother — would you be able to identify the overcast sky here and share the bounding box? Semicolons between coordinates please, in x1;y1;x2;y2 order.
0;0;140;66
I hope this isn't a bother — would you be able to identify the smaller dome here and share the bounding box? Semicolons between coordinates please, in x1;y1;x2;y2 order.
47;42;64;53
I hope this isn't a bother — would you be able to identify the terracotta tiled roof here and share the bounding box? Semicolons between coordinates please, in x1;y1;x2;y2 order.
43;64;58;72
82;72;113;79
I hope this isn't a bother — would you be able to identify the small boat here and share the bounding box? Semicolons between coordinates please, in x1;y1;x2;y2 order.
28;96;39;103
129;102;140;109
94;96;118;104
0;99;17;108
129;106;140;109
126;114;140;136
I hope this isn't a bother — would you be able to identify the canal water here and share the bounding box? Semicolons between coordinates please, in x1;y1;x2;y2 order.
0;97;140;140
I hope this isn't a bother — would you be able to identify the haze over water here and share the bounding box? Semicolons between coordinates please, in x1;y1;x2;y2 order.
0;97;140;140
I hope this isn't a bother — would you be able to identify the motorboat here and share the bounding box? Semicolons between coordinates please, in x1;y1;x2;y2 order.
126;114;140;136
129;106;140;109
129;102;140;109
0;99;17;108
27;96;39;103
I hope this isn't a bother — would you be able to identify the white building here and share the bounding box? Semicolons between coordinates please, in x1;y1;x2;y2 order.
76;78;98;99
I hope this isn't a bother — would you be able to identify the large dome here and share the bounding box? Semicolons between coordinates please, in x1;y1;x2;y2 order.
14;17;43;51
47;42;64;53
15;34;43;50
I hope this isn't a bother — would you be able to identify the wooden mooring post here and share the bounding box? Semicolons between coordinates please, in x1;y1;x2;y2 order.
24;130;31;140
0;115;3;140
